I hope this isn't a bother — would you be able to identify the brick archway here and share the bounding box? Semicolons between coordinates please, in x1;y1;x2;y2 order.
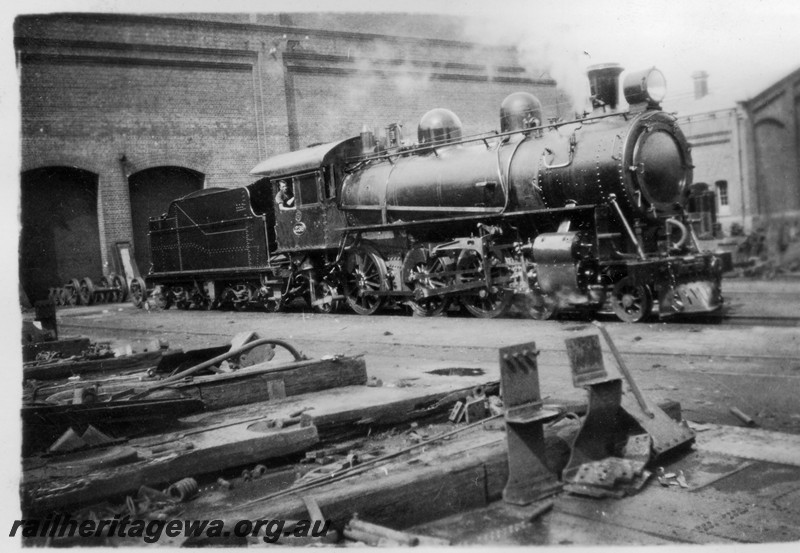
128;166;205;275
20;166;102;302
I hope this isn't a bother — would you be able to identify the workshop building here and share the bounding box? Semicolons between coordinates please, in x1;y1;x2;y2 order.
15;12;562;302
667;67;800;259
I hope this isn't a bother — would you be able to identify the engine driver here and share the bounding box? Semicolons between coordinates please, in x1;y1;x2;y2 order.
275;180;295;211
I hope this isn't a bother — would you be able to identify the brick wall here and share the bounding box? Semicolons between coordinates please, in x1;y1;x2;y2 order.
287;69;559;147
15;13;557;280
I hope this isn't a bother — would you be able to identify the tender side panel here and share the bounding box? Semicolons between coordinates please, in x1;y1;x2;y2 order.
149;187;269;275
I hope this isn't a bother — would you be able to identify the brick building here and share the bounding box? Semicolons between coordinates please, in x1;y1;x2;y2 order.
665;67;800;259
15;12;564;302
664;74;752;236
740;66;800;256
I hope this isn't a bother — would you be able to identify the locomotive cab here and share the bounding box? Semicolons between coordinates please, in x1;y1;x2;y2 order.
250;137;360;253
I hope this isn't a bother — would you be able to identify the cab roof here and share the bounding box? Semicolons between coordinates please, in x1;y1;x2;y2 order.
250;137;361;178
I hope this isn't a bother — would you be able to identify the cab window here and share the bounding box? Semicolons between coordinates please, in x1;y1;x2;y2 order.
293;173;319;206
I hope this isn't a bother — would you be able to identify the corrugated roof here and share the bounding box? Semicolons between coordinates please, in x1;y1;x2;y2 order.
250;137;360;178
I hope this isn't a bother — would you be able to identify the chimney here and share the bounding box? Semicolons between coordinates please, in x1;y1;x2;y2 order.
692;71;709;99
587;63;624;111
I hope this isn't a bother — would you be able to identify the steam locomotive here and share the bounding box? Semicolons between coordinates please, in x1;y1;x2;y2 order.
137;64;729;322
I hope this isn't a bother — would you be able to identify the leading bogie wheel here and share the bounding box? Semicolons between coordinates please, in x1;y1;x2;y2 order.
525;289;558;321
311;280;341;314
343;245;388;316
611;276;653;323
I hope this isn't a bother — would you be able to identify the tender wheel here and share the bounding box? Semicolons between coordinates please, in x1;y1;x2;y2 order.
220;286;240;310
234;284;253;311
219;284;251;311
343;244;388;315
129;276;147;307
151;285;172;310
172;285;191;310
457;250;512;319
408;257;451;317
311;281;341;314
219;286;236;311
611;277;653;323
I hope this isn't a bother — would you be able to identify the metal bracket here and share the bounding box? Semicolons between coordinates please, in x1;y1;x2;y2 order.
500;342;562;505
620;393;696;457
565;330;696;468
593;323;696;457
562;335;625;483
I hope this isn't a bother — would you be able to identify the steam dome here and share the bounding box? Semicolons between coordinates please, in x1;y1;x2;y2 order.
417;108;463;145
500;92;543;133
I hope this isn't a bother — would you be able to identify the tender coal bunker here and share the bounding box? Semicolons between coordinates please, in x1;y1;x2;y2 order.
426;368;485;376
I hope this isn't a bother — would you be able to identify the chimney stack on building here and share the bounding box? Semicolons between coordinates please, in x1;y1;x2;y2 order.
692;71;709;100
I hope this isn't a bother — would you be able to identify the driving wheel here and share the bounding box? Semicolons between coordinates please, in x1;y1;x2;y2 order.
343;244;388;316
408;257;451;317
457;250;512;319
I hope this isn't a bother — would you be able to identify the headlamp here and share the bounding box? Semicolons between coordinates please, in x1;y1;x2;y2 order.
623;67;667;106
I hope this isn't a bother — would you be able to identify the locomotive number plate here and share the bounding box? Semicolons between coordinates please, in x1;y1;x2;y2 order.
292;222;307;236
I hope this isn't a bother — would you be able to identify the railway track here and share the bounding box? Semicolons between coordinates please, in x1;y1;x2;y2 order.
670;312;800;327
718;314;800;327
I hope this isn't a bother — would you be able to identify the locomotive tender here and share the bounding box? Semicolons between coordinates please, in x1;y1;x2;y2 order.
141;64;728;322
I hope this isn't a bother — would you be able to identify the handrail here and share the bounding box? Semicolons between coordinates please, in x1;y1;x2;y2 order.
608;194;646;260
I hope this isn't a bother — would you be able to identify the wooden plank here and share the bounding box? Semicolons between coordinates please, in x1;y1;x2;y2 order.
22;424;319;514
21;397;205;457
23;350;163;380
21;380;493;514
215;434;512;532
27;356;368;411
171;356;368;410
309;382;499;436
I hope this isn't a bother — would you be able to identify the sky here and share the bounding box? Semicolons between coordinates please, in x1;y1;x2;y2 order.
461;0;800;111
